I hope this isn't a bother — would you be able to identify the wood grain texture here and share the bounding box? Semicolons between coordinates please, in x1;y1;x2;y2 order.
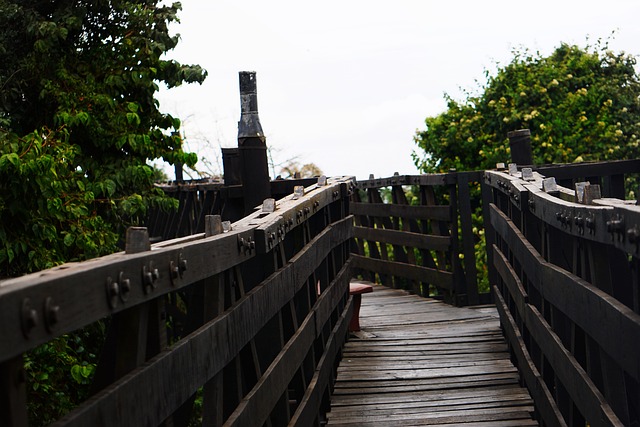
327;285;538;426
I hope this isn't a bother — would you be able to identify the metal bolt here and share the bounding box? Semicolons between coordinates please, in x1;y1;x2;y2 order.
575;215;585;235
585;215;596;232
142;264;157;293
627;225;640;244
21;298;38;338
106;277;119;309
44;297;60;333
179;257;188;273
606;215;624;241
528;198;535;210
119;272;131;302
170;261;180;280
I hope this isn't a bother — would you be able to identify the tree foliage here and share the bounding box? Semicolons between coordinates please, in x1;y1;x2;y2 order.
0;0;206;276
413;41;640;173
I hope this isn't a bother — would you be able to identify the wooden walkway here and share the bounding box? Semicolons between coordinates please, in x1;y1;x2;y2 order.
327;285;538;426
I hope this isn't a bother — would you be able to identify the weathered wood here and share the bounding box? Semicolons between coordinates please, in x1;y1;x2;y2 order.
457;172;480;305
328;285;536;426
289;296;353;426
490;204;640;382
0;180;353;427
0;356;28;427
350;202;451;221
351;255;453;290
493;286;567;427
353;225;450;251
225;301;317;426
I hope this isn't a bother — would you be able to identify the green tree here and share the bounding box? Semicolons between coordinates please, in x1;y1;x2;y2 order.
413;41;640;173
0;0;206;276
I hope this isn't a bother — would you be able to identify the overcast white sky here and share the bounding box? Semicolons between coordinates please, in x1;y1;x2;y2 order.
156;0;640;181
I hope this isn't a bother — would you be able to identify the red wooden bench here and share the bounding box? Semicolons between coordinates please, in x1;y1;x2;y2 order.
349;280;374;332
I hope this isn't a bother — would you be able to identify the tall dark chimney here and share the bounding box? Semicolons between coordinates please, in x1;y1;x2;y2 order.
237;71;270;214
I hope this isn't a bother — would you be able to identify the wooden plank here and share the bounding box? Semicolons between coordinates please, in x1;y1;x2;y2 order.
328;285;536;427
289;296;353;426
523;301;621;426
493;286;567;427
328;401;535;419
534;159;640;181
490;203;640;382
225;298;317;426
53;217;353;426
355;173;448;189
0;226;255;363
0;179;354;364
324;407;535;426
493;244;528;317
314;260;351;337
350;202;451;221
351;255;453;290
353;226;450;251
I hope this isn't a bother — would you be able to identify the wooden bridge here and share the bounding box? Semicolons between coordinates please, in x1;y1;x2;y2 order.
3;160;640;426
2;74;640;426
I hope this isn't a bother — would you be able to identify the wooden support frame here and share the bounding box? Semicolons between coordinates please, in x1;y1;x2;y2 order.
0;177;355;427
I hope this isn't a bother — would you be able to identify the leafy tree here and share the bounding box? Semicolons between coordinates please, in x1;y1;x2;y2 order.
0;0;206;276
279;160;324;178
413;41;640;293
413;41;640;172
0;2;206;423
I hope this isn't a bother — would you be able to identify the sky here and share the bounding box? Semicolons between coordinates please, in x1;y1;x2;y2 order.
156;0;640;181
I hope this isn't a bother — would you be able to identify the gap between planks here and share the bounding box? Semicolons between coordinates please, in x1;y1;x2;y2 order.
327;284;538;426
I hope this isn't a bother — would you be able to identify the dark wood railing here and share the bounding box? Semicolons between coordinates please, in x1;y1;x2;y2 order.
0;176;354;427
147;177;318;241
484;160;640;426
351;171;487;306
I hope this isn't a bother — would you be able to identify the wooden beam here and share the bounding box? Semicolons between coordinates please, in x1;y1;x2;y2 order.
351;255;453;291
350;202;451;221
353;226;450;252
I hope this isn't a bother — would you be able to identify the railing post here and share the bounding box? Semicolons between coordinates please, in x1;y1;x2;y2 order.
508;129;533;166
238;71;271;215
0;356;28;427
92;227;167;391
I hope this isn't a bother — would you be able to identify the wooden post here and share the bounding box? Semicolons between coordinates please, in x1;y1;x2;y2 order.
0;356;28;427
508;129;533;166
92;227;167;391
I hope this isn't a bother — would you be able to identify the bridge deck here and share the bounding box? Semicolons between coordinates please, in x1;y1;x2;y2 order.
327;285;538;426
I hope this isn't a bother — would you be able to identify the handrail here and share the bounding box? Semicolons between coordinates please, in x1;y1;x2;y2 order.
0;176;355;426
351;172;485;305
484;166;640;426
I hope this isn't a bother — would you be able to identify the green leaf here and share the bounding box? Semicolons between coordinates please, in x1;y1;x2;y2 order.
0;153;20;170
63;233;75;247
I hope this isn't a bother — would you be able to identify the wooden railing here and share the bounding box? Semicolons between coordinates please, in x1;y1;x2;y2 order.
0;176;354;426
148;177;318;241
351;171;488;306
484;160;640;426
